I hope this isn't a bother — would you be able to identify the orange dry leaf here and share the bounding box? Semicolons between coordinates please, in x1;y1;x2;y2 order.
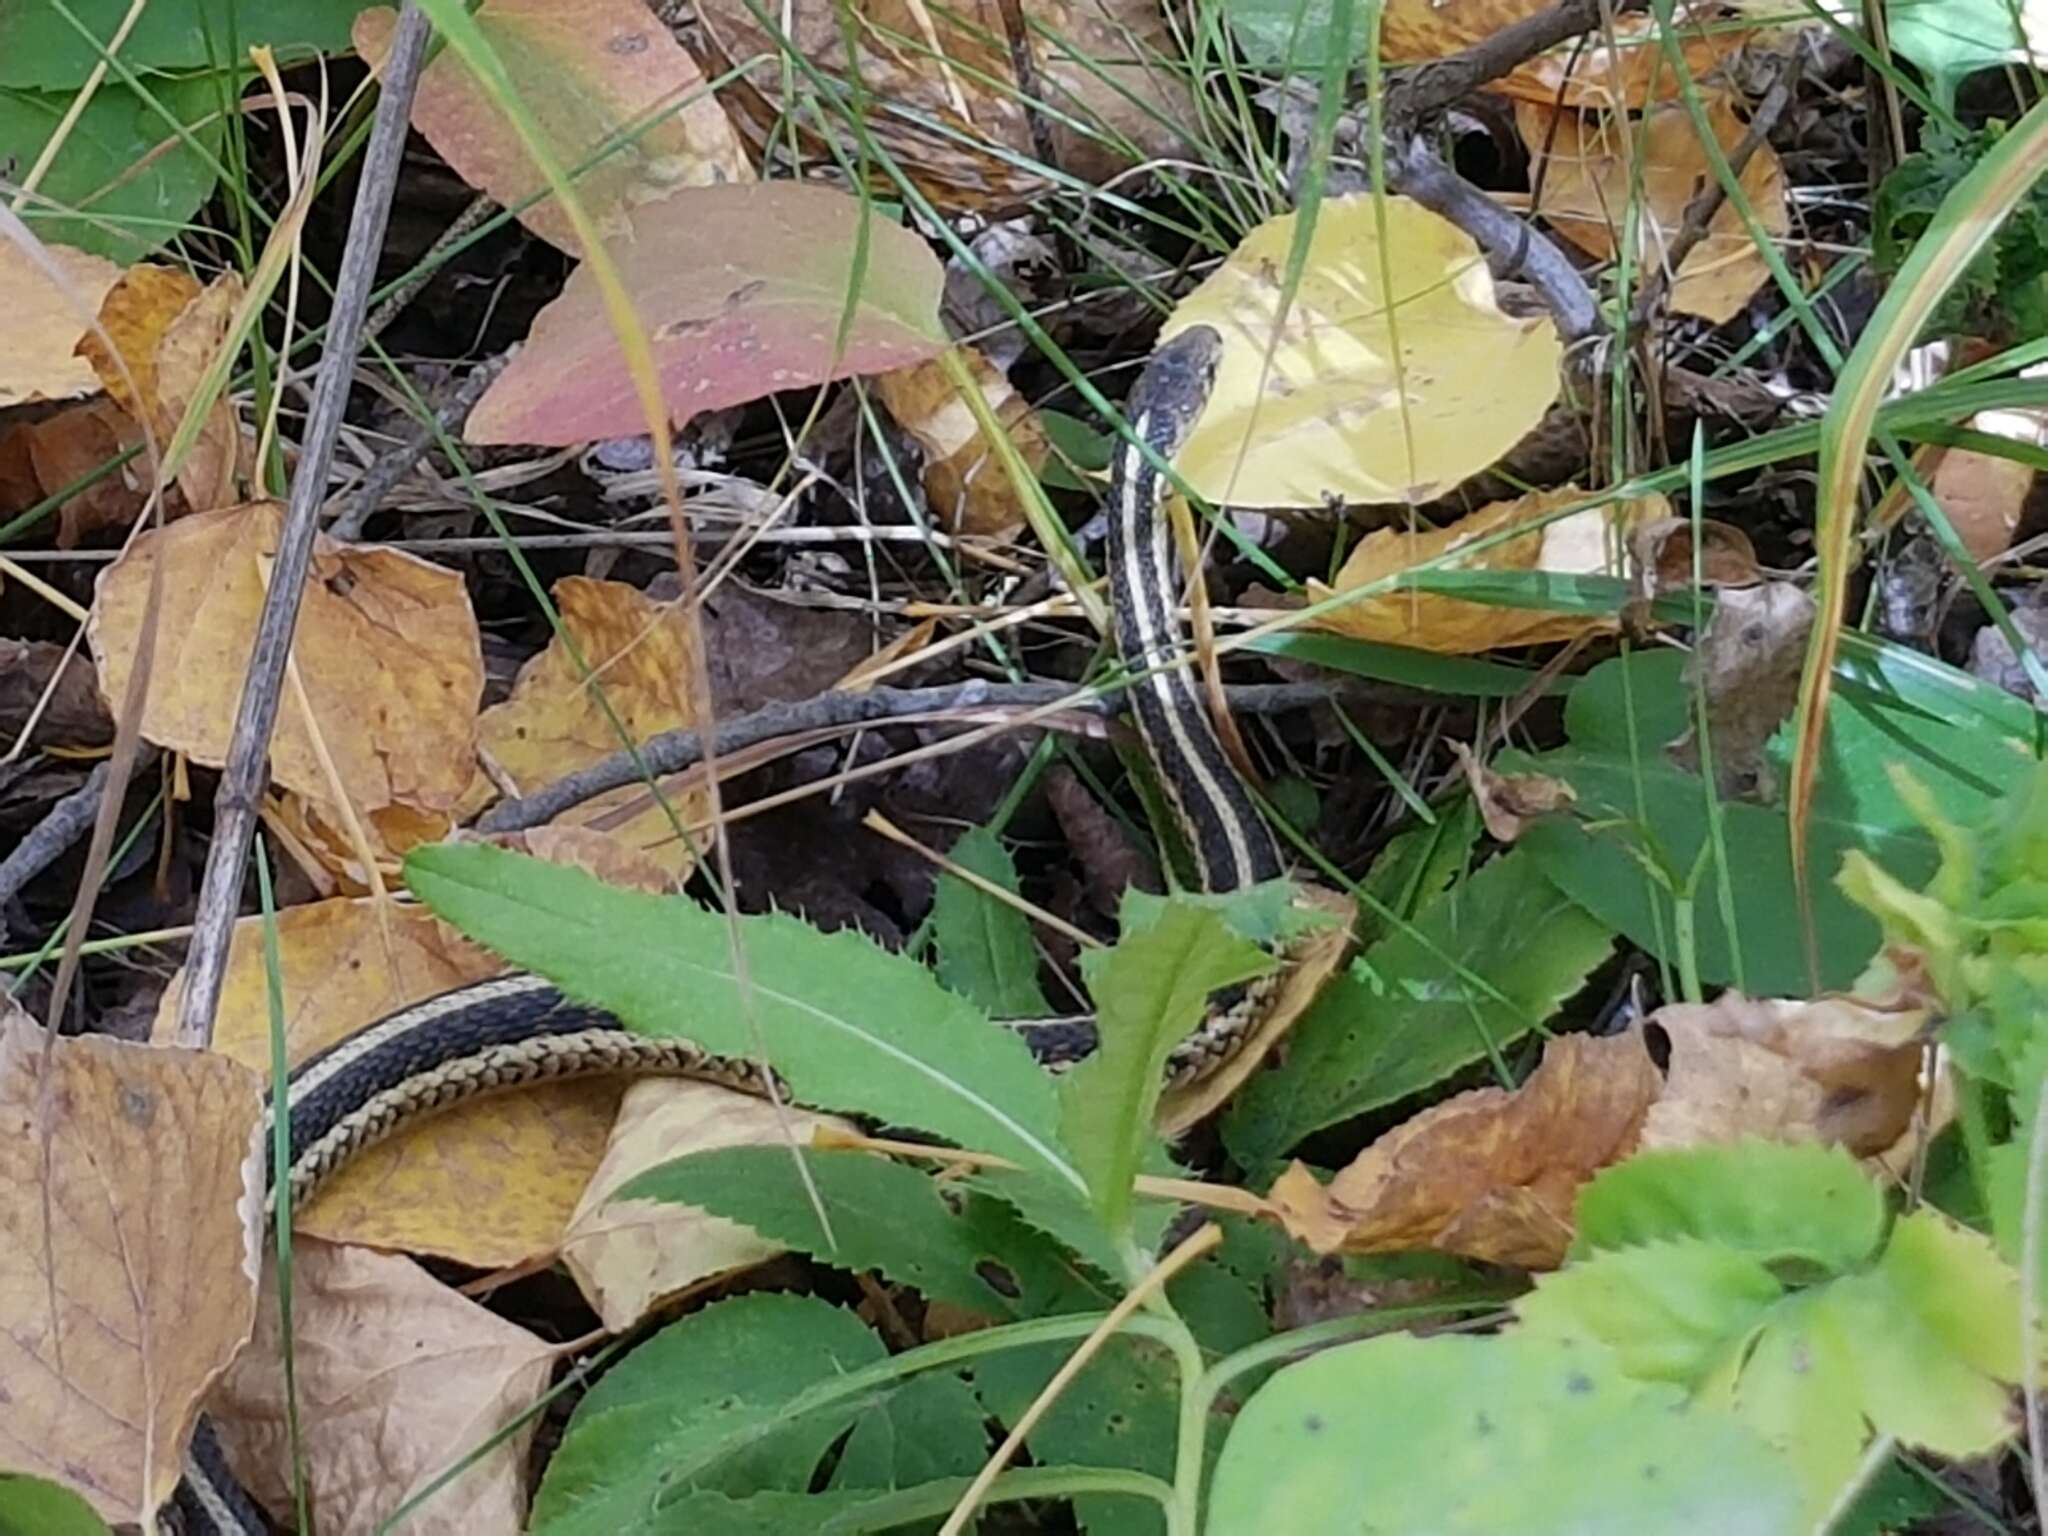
262;791;483;897
1451;742;1576;843
150;899;626;1267
76;263;245;510
88;502;484;814
0;398;151;546
836;618;939;694
0;1004;264;1527
1521;94;1789;324
1266;1032;1661;1270
873;347;1047;537
476;576;709;878
1;239;121;406
1642;990;1931;1156
1382;0;1751;109
1306;486;1662;652
210;1238;558;1535
562;1079;858;1331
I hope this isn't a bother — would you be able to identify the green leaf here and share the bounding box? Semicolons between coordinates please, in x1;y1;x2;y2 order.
1117;877;1311;946
531;1293;886;1533
827;1370;989;1493
1572;1142;1888;1273
1725;1291;1873;1518
1516;1239;1783;1385
1;77;228;260
1220;0;1361;70
1224;850;1612;1171
0;0;375;86
931;826;1051;1018
1355;798;1482;933
619;1145;1097;1318
0;1476;111;1536
1038;408;1111;490
1207;1331;1807;1534
1886;0;2032;113
1062;901;1270;1234
1506;645;2036;994
406;843;1086;1202
1244;630;1558;699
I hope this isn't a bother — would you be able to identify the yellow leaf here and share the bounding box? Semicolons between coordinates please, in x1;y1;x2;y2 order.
0;240;121;406
1168;196;1562;507
0;1004;263;1526
88;502;485;813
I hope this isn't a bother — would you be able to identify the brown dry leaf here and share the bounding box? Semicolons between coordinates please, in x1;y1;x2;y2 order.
1642;990;1931;1156
1382;0;1751;109
1522;94;1788;324
476;576;709;878
562;1079;858;1331
210;1237;558;1536
0;239;122;405
75;264;245;511
262;791;470;897
0;398;151;547
1664;581;1815;801
1630;515;1766;596
1306;487;1660;652
1925;403;2048;562
483;823;683;894
0;1004;264;1527
836;617;939;694
1266;1032;1660;1269
88;502;484;813
873;346;1047;536
1171;196;1562;506
696;0;1192;214
1156;886;1356;1134
1451;742;1576;842
150;899;625;1267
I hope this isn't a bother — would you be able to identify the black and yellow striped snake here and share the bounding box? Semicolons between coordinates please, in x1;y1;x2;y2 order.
174;324;1320;1532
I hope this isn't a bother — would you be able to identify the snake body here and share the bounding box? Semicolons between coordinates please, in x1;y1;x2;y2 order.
175;324;1279;1532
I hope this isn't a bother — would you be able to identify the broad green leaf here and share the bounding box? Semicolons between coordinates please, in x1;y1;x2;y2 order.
1827;1457;1954;1536
1865;1209;2025;1384
1573;1142;1887;1273
1886;0;2033;112
931;827;1050;1018
406;843;1087;1202
1723;1291;1871;1519
1355;797;1482;934
619;1145;1096;1318
1224;850;1612;1172
1117;877;1310;946
1516;1239;1783;1385
1;77;228;261
1220;0;1356;69
466;182;947;444
1243;631;1555;699
828;1370;989;1492
1506;645;2035;994
1063;902;1270;1233
1208;1331;1807;1534
0;0;372;86
0;1476;112;1536
531;1293;886;1532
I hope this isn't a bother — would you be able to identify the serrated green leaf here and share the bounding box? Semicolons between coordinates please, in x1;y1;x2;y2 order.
1117;877;1309;945
1224;850;1612;1172
406;843;1086;1202
0;1475;112;1536
531;1293;886;1534
1869;1209;2026;1382
1208;1331;1807;1534
619;1145;1095;1318
1810;1269;2013;1458
828;1369;989;1492
932;827;1051;1018
1722;1291;1870;1520
1516;1239;1783;1385
1573;1141;1887;1273
1063;902;1270;1235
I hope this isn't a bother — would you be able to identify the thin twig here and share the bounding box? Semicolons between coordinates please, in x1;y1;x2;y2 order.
174;1;432;1051
0;751;160;936
327;349;514;540
361;191;499;342
1384;0;1622;125
475;679;1342;834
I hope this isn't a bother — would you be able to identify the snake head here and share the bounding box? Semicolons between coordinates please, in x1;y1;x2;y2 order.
1127;324;1222;458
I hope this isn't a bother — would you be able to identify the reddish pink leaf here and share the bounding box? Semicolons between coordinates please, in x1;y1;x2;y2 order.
353;0;753;256
467;182;947;444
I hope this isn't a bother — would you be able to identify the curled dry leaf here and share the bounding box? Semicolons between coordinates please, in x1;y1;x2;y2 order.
465;182;948;446
150;899;626;1268
1306;487;1663;652
1664;581;1815;802
354;0;753;258
695;0;1193;214
211;1238;558;1536
75;262;246;512
0;1005;264;1527
88;502;484;814
261;791;481;898
476;575;709;879
0;398;150;547
1641;991;1932;1157
1520;93;1789;325
1629;515;1766;601
873;346;1047;537
561;1079;858;1331
1451;741;1576;843
0;238;120;405
1266;1032;1661;1270
1383;0;1752;110
1169;196;1562;507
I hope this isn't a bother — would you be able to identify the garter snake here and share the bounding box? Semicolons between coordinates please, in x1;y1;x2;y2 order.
174;323;1325;1533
